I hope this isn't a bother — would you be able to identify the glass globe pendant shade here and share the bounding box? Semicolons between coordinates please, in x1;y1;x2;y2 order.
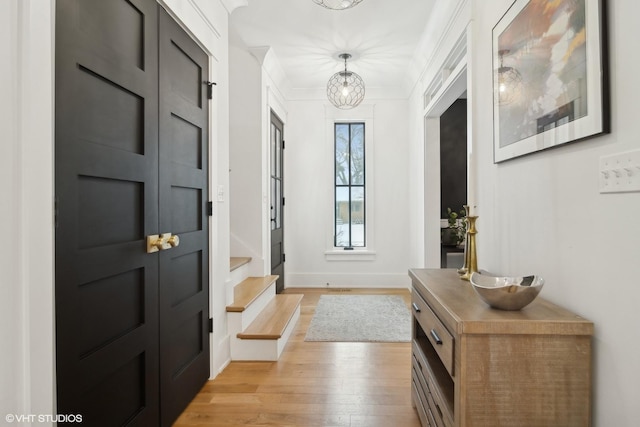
497;49;522;106
327;71;365;109
498;66;522;105
327;53;365;109
312;0;364;10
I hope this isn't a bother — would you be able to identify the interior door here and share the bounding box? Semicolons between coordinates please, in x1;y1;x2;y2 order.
55;0;160;424
270;112;285;293
158;8;210;425
55;1;209;425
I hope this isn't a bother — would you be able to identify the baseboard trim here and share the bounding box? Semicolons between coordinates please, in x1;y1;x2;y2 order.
217;358;231;376
285;273;411;289
210;333;231;379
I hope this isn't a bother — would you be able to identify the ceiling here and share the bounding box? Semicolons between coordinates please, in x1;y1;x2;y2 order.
229;0;438;94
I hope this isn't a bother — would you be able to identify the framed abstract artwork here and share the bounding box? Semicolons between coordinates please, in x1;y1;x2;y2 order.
493;0;608;163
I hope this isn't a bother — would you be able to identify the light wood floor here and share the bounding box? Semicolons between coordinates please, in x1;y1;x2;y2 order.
174;288;421;427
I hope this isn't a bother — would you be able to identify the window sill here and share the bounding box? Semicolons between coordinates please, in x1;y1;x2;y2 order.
324;249;376;261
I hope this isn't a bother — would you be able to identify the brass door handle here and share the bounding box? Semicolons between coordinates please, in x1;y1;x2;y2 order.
167;234;180;248
147;234;169;253
146;233;178;253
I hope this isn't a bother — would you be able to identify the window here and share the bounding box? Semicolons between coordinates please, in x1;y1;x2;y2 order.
334;122;365;248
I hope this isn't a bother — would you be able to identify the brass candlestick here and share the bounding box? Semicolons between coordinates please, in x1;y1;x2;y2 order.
457;205;470;275
460;215;478;281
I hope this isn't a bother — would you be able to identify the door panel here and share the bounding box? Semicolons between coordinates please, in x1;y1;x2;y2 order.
158;8;210;426
55;0;160;425
270;112;285;293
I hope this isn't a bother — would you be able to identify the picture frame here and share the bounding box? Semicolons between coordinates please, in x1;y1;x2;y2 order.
492;0;608;163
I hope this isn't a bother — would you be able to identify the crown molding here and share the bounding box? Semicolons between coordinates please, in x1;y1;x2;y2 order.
406;0;470;97
220;0;248;14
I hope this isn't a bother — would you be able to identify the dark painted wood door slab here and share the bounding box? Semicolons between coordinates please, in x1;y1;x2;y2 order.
55;0;160;424
158;7;210;426
270;112;285;293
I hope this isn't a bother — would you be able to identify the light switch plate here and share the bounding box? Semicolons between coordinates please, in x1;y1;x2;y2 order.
599;149;640;193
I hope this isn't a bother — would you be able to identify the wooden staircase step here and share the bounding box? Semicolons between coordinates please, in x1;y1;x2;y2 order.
230;257;252;272
226;275;278;313
237;294;304;340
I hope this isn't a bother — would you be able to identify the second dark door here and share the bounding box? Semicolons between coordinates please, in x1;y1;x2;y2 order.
270;112;285;293
158;7;210;425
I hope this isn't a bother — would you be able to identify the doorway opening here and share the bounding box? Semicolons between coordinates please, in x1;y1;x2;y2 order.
423;32;470;269
439;97;467;268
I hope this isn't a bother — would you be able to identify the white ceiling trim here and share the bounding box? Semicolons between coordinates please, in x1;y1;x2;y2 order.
407;0;470;98
248;46;293;99
220;0;248;15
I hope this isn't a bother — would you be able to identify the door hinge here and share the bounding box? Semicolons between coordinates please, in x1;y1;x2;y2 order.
283;253;286;263
208;318;213;333
282;197;285;206
206;81;217;100
207;201;213;216
282;139;285;149
54;197;59;228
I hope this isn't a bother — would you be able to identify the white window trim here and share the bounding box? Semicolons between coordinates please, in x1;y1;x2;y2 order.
324;249;377;261
324;105;376;261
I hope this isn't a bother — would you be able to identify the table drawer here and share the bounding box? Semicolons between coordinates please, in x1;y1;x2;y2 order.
413;371;438;427
413;349;454;427
412;290;454;376
412;378;430;426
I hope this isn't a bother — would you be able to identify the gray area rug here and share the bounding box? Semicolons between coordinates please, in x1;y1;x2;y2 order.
304;295;411;342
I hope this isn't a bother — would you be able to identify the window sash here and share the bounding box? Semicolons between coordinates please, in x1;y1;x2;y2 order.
334;123;365;248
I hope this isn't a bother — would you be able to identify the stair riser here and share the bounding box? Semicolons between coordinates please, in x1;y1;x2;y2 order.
226;265;251;306
275;306;300;357
230;305;300;361
227;283;276;333
230;262;251;287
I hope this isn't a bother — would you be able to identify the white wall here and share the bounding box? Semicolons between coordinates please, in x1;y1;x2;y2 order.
229;39;291;280
0;1;233;423
229;37;265;275
0;0;55;421
285;99;411;288
1;1;27;418
468;1;640;425
407;88;426;268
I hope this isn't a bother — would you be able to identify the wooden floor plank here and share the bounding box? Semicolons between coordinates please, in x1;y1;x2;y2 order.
175;287;421;427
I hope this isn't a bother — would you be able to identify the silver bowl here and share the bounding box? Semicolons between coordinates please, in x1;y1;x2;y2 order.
470;272;544;310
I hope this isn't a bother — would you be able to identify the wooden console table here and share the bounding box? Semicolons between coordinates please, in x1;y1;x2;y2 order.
409;269;593;427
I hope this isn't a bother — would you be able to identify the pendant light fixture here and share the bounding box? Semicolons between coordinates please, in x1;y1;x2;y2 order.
497;49;522;105
327;53;365;109
312;0;364;10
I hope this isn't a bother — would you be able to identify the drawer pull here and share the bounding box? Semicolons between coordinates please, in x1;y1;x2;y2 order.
412;302;421;312
430;329;443;345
